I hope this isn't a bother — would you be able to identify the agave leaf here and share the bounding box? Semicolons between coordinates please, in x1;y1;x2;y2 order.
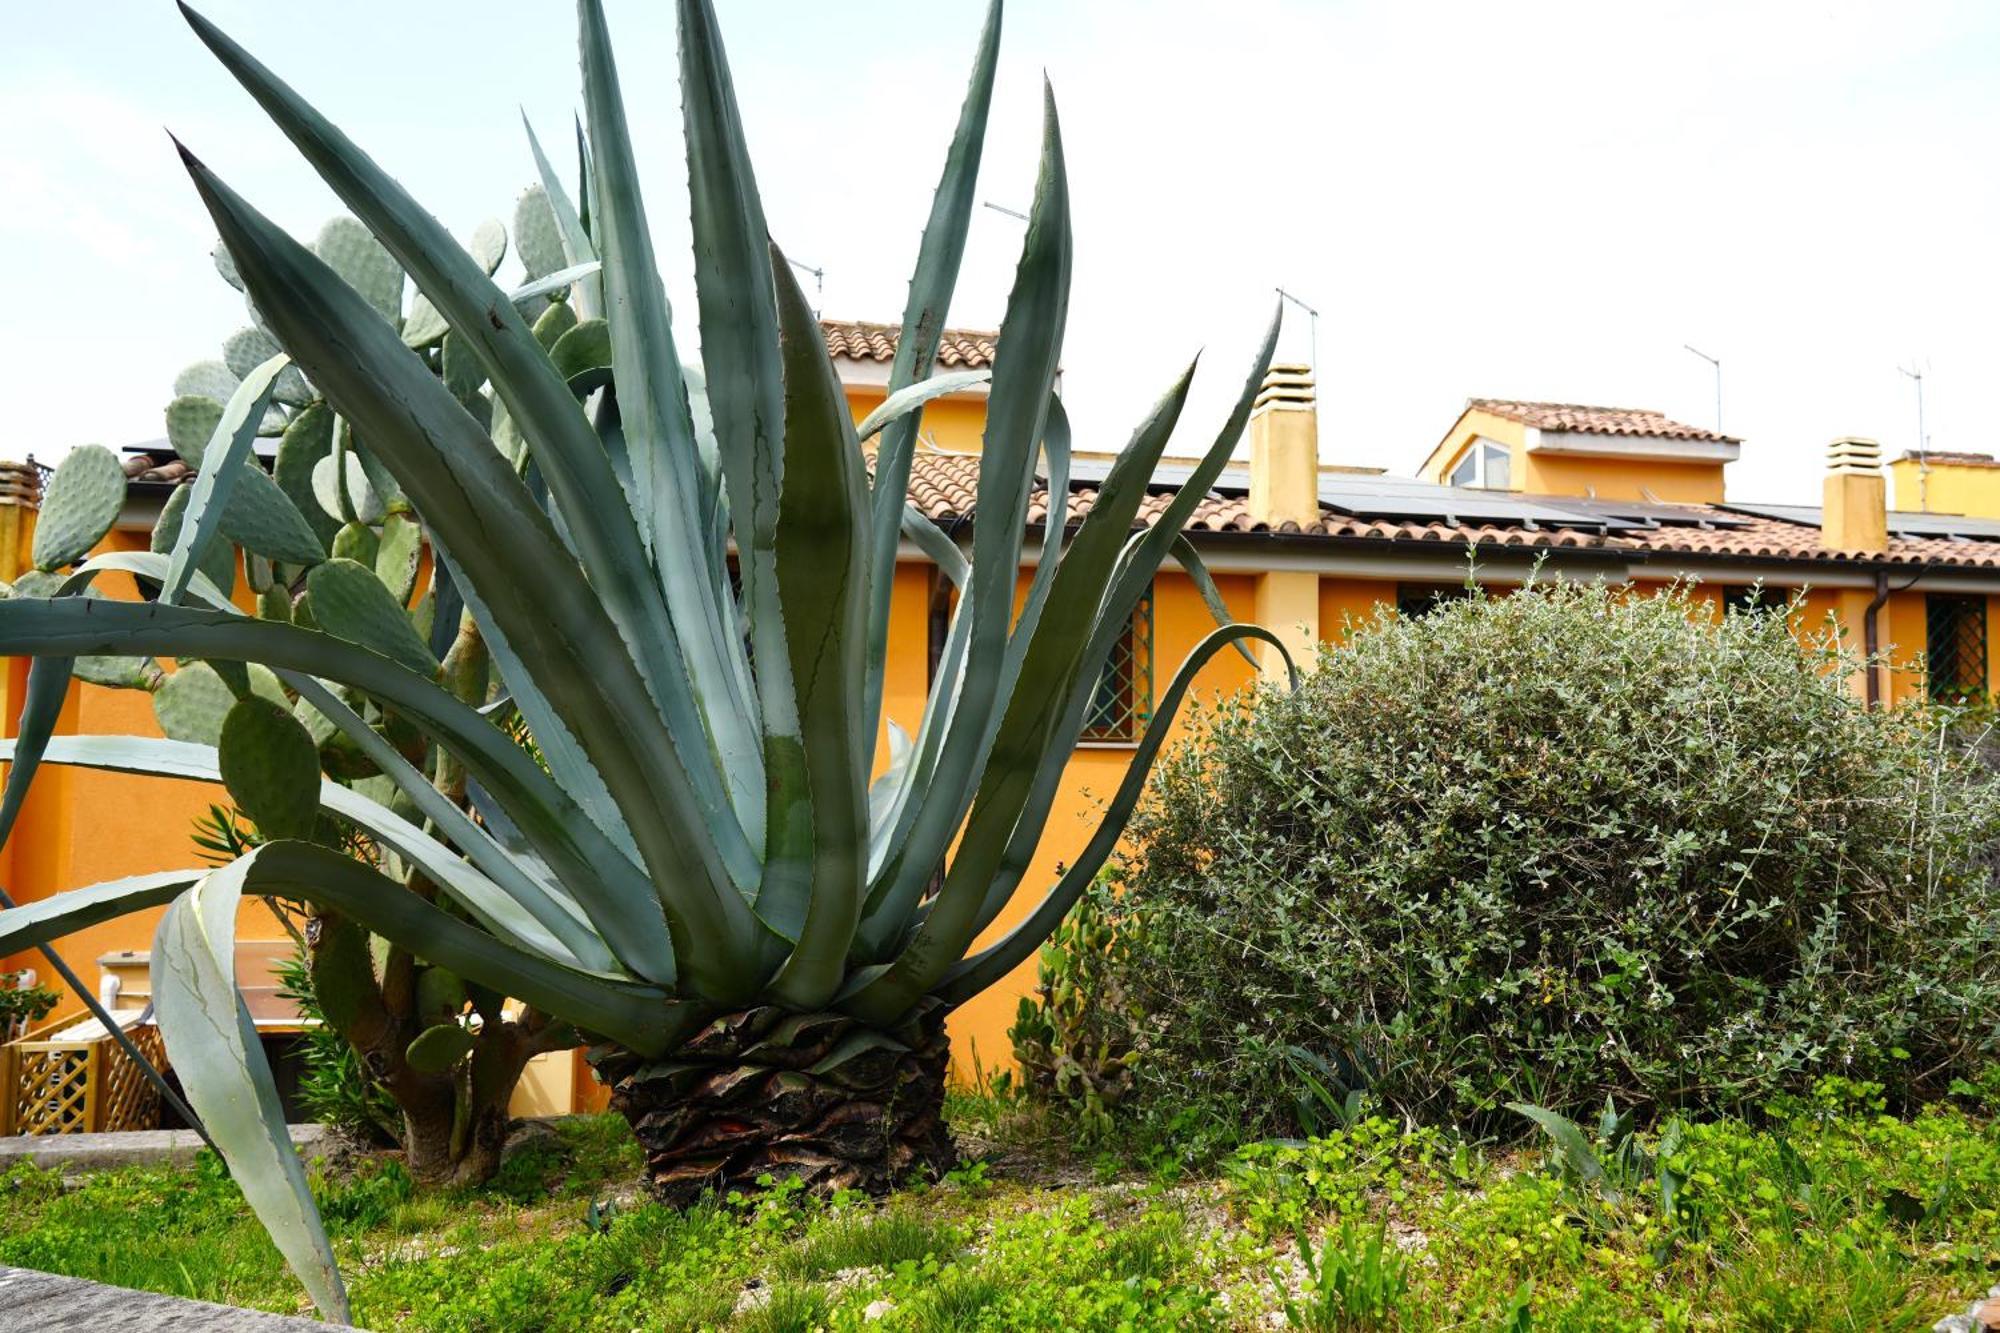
856;359;1191;998
13;733;618;976
900;506;968;589
165;350;289;603
507;260;603;305
169;135;760;992
854;370;993;443
853;83;1070;962
175;8;747;896
153;866;348;1322
762;245;870;1007
151;486;238;597
931;623;1293;1007
864;0;1003;739
0;595;663;965
1509;1101;1607;1186
0;868;205;956
522;112;599;317
1170;533;1259;668
624;0;778;850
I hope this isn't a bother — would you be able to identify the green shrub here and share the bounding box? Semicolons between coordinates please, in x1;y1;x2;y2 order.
1033;581;2000;1136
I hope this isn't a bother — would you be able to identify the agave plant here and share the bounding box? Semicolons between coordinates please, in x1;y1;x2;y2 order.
0;0;1283;1317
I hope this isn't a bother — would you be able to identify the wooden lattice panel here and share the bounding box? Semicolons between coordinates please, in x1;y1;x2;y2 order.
1;1017;170;1137
99;1025;166;1133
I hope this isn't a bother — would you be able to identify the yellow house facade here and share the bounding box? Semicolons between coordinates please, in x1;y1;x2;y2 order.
8;321;2000;1115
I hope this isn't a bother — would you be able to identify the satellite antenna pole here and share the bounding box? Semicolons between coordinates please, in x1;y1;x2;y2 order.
1900;361;1928;512
1683;344;1721;432
1275;287;1320;383
982;200;1029;223
785;256;824;316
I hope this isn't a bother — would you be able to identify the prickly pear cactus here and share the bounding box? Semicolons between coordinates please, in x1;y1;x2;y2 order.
151;484;238;597
512;183;566;281
174;359;240;405
469;218;508;277
152;662;242;745
374;513;424;606
32;445;127;572
166;395;225;465
218;694;322;843
313;217;405;327
305;558;437;675
404;1023;475;1074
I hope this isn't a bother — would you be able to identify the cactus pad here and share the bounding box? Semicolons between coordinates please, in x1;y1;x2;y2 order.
274;403;341;548
440;332;486;401
313;216;405;326
174;359;239;404
330;521;380;566
305;558;438;675
312;452;383;525
5;569;62;599
74;655;161;690
212;237;243;291
374;513;423;605
223;325;283;381
400;294;449;349
218;694;322;843
151;483;238;597
220;468;330;567
152;662;238;745
32;445;126;572
469;218;507;276
404;1022;474;1074
532;299;577;351
550;318;612;392
513;184;565;280
165;394;224;466
415;967;466;1022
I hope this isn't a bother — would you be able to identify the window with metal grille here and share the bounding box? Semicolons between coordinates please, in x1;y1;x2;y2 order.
1397;582;1473;620
1078;585;1154;744
1926;594;1987;703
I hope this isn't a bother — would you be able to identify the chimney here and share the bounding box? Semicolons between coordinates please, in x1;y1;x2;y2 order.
1821;436;1887;553
1248;363;1320;529
1246;364;1322;682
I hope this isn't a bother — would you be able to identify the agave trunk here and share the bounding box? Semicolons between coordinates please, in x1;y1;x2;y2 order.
595;1000;955;1205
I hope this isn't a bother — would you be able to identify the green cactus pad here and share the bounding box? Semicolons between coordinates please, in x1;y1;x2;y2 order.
271;364;315;409
489;396;527;468
218;694;322;843
223;325;283;381
165;394;224;466
415;967;467;1022
404;1022;474;1074
374;513;424;605
5;569;62;599
330;521;380;566
306;558;438;675
33;445;126;572
174;359;239;404
312;452;383;525
257;585;291;623
440;332;486;401
74;655;160;690
151;484;238;597
550;318;612;393
212;238;243;291
152;662;238;745
221;469;330;567
313;216;405;326
513;184;565;280
401;294;449;349
470;218;507;276
274;403;341;548
348;433;405;513
532;299;577;351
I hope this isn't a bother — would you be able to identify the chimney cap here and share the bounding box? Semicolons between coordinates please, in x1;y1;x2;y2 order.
1253;362;1315;415
1826;435;1882;474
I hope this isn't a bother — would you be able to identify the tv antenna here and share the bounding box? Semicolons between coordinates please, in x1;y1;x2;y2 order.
1682;344;1722;432
1901;361;1929;512
785;256;824;316
982;200;1029;223
1275;287;1320;382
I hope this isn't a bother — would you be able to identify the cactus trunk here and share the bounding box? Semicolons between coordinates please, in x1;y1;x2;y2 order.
596;1001;956;1205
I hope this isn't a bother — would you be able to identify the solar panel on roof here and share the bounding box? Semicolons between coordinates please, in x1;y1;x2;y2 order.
1316;477;1621;530
1552;498;1753;530
1723;501;2000;543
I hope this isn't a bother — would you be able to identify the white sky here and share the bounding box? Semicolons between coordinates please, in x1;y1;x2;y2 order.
5;1;1998;507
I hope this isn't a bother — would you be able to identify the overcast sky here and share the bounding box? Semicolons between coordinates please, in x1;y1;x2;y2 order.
5;0;1998;506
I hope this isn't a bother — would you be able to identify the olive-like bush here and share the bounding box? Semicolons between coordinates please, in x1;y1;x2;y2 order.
1034;581;2000;1137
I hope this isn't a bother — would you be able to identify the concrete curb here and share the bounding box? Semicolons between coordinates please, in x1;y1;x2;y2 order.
0;1266;326;1330
0;1124;334;1173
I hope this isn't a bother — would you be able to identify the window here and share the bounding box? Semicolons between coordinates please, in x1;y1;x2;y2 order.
1397;582;1473;620
1926;594;1987;703
1723;584;1789;616
1079;585;1154;744
1447;439;1511;490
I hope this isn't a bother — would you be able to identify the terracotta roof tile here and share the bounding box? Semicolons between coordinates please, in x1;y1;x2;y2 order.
820;319;998;370
121;454;195;486
1470;399;1739;445
900;453;2000;572
1896;450;2000;467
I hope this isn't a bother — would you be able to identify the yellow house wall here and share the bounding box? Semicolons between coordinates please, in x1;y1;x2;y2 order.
1888;458;2000;518
845;391;989;456
1422;408;1725;503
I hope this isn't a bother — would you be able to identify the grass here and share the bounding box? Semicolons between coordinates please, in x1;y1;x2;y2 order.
0;1085;1992;1330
